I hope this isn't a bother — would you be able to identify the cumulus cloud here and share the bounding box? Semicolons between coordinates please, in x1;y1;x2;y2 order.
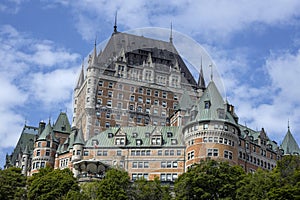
47;0;300;42
0;24;80;167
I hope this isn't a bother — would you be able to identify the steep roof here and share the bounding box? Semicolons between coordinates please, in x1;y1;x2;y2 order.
97;32;197;86
75;64;85;89
10;125;38;165
281;128;300;155
53;112;71;134
85;126;184;148
192;80;237;125
74;127;85;145
37;122;59;143
178;90;194;110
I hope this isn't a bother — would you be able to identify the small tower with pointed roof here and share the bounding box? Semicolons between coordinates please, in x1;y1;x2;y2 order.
280;123;300;155
72;127;85;163
31;121;59;175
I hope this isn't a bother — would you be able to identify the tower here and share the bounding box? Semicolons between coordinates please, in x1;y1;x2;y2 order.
183;79;240;170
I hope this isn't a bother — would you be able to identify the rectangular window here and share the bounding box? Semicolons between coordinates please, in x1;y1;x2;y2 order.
165;150;169;156
103;151;108;156
173;161;178;168
117;150;122;156
177;150;181;156
158;150;162;156
203;124;208;130
146;89;151;95
45;150;50;156
144;162;149;168
109;82;113;88
161;161;166;168
36;150;40;156
84;151;89;156
138;162;143;168
132;162;137;168
99;81;103;86
154;90;159;97
97;150;102;156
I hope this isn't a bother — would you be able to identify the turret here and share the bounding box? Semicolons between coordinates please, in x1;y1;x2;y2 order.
21;145;30;175
72;127;85;162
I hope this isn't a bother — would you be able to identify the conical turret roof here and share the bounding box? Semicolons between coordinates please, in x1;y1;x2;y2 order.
281;128;300;155
53;112;71;134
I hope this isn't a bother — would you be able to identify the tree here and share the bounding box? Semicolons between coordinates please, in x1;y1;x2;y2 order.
81;168;131;200
0;167;26;200
130;177;171;200
27;167;80;200
174;159;245;200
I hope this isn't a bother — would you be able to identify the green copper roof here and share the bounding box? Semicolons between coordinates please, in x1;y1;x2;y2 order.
85;126;184;148
192;81;237;125
38;122;52;140
53;112;71;134
74;127;85;145
10;125;37;165
178;90;194;110
37;122;59;143
281;128;300;155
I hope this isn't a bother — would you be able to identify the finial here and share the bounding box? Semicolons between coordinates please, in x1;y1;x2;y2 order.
288;119;290;130
209;64;213;81
170;22;173;43
114;11;118;33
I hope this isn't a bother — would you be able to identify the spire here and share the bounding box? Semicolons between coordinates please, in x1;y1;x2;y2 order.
197;56;206;90
170;22;173;43
91;38;97;65
113;11;118;33
209;64;213;81
146;52;153;66
75;61;85;89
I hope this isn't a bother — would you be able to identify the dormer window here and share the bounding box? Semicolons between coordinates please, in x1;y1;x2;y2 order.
171;139;177;145
136;139;142;146
151;137;161;145
145;132;150;137
218;109;225;119
108;133;114;138
167;132;173;138
132;132;138;138
204;101;211;109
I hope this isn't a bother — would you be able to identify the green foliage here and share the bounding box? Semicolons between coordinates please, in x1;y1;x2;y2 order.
27;168;80;200
174;159;245;200
130;177;171;200
81;168;130;200
0;167;26;200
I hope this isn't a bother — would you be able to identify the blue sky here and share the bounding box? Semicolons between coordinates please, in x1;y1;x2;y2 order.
1;0;300;168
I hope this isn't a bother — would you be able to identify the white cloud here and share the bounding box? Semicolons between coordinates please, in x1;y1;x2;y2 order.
0;24;81;167
48;0;300;42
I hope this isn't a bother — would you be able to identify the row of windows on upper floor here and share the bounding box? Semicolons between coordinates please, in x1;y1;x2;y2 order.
239;140;277;154
96;81;178;99
131;173;179;182
36;149;50;157
32;161;46;170
95;90;177;101
187;149;233;160
73;149;183;157
239;151;275;170
37;141;51;148
240;139;276;151
185;123;237;134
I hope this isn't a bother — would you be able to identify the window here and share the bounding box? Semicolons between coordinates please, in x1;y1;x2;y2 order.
224;150;233;159
103;151;108;156
45;150;50;156
207;148;219;157
132;162;137;168
138;96;143;103
203;124;208;130
154;90;159;97
204;101;211;109
146;98;151;104
99;81;103;86
138;87;143;93
171;139;177;145
98;90;103;95
108;91;113;98
117;150;122;156
165;150;169;156
170;150;175;156
76;150;81;155
174;94;178;100
146;89;151;95
117;102;122;109
158;150;162;156
188;151;194;160
36;150;40;156
105;122;110;128
106;100;112;107
109;82;113;88
138;162;143;168
177;150;181;156
154;99;159;106
136;139;142;146
84;151;89;156
118;93;123;99
162;92;167;98
162;101;167;107
161;161;166;168
173;161;178;168
130;95;135;101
